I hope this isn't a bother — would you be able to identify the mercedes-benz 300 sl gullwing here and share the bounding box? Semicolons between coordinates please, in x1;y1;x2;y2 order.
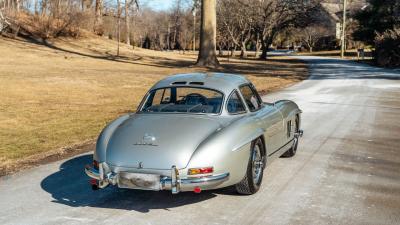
85;73;303;195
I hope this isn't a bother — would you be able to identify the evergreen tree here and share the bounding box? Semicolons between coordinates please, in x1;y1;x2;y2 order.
353;0;400;45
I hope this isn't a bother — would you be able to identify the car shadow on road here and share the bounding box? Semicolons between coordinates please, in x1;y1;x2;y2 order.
40;154;235;213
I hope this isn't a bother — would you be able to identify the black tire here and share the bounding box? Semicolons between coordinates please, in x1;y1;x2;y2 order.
235;138;265;195
282;115;299;158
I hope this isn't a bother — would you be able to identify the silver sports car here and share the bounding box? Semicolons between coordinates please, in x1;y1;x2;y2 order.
85;73;303;195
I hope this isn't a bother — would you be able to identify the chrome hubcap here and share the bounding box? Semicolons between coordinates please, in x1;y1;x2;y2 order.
252;145;263;185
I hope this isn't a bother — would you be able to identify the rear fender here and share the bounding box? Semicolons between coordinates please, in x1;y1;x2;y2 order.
274;100;302;127
186;117;264;186
94;114;130;162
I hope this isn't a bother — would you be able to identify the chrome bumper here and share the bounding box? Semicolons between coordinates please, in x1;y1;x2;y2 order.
295;129;304;138
85;165;229;194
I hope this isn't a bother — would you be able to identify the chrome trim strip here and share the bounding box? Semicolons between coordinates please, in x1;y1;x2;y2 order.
268;139;294;157
161;172;230;193
85;165;100;180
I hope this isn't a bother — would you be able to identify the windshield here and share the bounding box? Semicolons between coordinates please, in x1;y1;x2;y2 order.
141;87;224;114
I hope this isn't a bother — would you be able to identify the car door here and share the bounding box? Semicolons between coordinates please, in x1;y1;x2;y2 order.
239;84;284;155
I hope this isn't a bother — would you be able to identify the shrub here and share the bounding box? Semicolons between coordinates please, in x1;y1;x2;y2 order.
3;10;91;40
374;28;400;68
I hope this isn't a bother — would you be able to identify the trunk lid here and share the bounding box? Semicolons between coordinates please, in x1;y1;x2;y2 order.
106;114;223;170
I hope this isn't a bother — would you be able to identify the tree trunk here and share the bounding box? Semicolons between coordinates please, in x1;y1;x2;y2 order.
41;0;47;16
260;39;267;60
54;0;60;17
167;23;170;50
260;35;273;60
117;0;121;56
240;41;247;59
94;0;103;35
196;0;219;67
218;44;223;56
15;0;20;12
255;34;261;57
125;0;130;45
230;44;236;57
34;0;38;15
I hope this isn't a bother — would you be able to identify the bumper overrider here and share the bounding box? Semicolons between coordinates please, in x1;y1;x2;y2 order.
85;163;229;194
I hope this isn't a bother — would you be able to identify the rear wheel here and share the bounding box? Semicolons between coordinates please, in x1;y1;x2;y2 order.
283;115;299;157
235;138;265;195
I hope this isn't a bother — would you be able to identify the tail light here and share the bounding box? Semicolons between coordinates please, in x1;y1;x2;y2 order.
93;160;99;170
188;167;213;175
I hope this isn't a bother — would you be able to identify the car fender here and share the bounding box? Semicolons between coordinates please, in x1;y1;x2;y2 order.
186;116;264;187
94;114;130;162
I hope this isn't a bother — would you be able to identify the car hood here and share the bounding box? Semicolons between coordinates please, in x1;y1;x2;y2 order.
106;113;225;170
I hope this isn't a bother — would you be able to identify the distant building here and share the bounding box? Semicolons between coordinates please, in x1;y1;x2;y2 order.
320;0;368;39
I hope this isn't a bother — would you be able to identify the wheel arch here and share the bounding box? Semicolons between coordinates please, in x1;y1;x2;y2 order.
258;135;267;159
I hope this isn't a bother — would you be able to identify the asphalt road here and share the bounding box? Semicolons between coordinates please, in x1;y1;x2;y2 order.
1;56;400;225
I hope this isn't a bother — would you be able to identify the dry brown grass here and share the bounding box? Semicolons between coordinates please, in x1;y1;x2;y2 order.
0;35;307;175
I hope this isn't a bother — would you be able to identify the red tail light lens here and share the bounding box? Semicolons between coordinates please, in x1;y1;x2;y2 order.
93;160;99;170
188;167;214;175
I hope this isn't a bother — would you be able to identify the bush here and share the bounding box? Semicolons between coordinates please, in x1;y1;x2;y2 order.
374;28;400;68
314;36;339;51
3;11;90;40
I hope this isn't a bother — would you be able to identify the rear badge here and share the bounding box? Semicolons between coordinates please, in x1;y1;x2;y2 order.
134;133;158;146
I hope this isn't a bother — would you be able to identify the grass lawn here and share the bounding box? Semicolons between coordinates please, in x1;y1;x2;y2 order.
0;35;308;175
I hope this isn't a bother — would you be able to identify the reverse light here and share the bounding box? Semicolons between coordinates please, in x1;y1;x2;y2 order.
188;167;214;175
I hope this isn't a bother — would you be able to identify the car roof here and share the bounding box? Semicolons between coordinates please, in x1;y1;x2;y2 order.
150;73;251;95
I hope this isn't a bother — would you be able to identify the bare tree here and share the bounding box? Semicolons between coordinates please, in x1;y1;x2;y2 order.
125;0;130;44
34;0;38;15
297;25;330;52
196;0;219;67
117;0;121;55
41;0;47;16
94;0;103;35
237;0;318;59
218;0;253;59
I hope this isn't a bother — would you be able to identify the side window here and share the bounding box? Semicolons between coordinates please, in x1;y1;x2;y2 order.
227;91;246;114
161;88;171;103
151;88;171;105
239;84;262;111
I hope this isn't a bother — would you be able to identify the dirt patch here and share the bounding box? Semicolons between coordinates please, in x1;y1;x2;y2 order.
0;140;95;177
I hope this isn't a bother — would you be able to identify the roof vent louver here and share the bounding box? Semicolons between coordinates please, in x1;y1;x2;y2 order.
189;82;204;85
171;81;187;85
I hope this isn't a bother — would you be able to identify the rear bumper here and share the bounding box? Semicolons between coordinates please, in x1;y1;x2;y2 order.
85;165;229;194
295;129;304;138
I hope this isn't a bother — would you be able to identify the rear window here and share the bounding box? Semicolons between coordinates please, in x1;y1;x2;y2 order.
141;87;224;114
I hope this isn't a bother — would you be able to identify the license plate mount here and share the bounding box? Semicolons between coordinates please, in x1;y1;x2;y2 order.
118;172;161;190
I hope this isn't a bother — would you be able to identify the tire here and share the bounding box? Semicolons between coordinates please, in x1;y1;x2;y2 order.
235;138;265;195
282;115;299;158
